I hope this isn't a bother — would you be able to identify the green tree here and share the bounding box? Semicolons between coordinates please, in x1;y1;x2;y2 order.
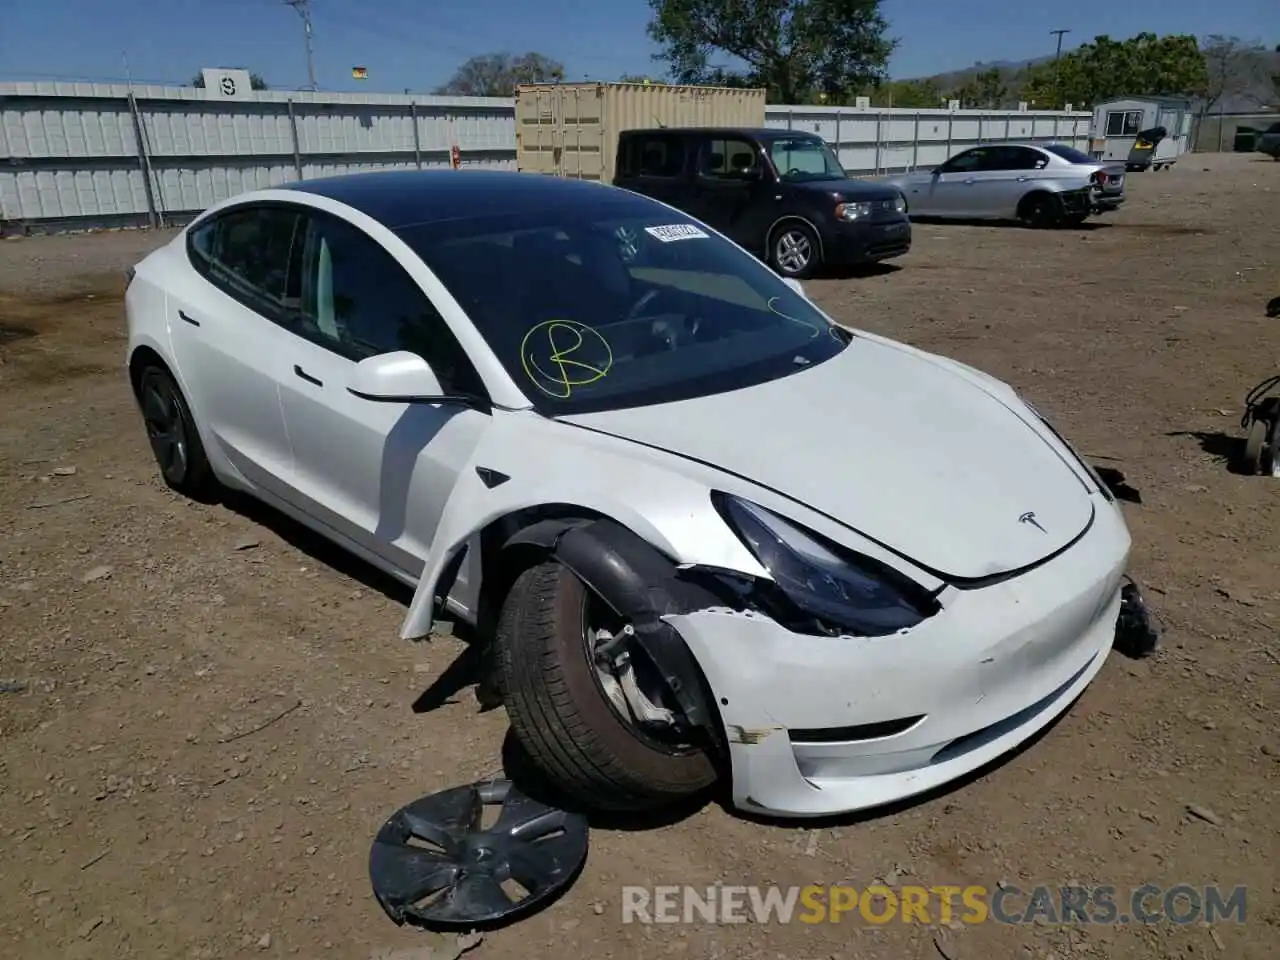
645;0;896;104
191;69;268;90
434;52;565;96
953;67;1008;108
865;78;943;108
1022;32;1206;109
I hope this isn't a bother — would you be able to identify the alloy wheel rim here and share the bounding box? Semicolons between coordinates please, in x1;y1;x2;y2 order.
142;376;188;481
776;230;812;273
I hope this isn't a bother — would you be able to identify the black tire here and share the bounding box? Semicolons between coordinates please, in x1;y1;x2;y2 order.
496;561;717;813
136;364;217;498
1018;193;1059;228
1242;418;1268;475
768;221;821;279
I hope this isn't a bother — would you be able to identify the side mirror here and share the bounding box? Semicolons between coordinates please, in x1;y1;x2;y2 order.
781;277;809;299
347;351;445;402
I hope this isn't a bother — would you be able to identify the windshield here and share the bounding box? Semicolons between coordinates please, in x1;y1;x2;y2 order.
768;136;846;182
397;198;847;415
1044;143;1098;164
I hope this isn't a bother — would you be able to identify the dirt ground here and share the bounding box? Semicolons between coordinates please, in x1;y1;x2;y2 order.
1;152;1277;960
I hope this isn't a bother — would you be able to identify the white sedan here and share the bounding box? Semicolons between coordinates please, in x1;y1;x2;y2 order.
125;169;1136;818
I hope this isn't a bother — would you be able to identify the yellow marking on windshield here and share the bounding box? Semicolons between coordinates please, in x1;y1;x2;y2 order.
520;319;614;399
766;296;822;338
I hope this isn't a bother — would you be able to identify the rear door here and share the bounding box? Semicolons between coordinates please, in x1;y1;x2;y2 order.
166;204;300;499
613;132;694;212
970;146;1052;218
688;134;771;248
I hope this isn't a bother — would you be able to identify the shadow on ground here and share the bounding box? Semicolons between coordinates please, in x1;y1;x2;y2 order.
218;489;414;604
1166;430;1249;474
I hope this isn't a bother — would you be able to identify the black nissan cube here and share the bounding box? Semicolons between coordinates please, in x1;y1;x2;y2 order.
613;127;911;279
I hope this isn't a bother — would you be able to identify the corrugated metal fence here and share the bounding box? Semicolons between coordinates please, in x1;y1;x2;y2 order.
0;81;1093;232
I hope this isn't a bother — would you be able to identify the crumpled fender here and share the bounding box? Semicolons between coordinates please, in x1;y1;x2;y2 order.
398;415;764;640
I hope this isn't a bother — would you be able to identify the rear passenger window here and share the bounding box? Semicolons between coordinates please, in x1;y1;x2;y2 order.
619;134;687;178
187;206;300;319
699;138;759;180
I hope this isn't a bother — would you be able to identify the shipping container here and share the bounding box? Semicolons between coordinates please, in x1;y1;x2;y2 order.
515;81;767;182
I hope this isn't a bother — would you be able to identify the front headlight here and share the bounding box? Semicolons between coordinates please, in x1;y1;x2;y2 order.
894;193;907;214
713;493;940;637
835;201;872;221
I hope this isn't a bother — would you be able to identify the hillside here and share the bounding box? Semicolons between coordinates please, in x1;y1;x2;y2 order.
910;44;1280;113
916;52;1056;92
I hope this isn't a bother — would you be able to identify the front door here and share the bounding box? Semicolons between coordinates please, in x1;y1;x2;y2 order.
929;147;994;217
274;209;492;578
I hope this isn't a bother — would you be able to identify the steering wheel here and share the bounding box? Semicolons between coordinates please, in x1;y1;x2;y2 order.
626;287;666;321
625;287;702;350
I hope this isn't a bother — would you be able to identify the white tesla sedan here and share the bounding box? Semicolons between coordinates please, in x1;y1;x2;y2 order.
125;169;1137;818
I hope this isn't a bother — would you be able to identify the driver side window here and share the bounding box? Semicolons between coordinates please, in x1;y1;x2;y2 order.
288;212;484;394
941;148;990;174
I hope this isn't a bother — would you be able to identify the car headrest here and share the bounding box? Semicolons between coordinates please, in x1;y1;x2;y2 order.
731;152;753;169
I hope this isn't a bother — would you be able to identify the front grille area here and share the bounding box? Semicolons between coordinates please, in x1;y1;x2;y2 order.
868;238;912;259
789;715;925;744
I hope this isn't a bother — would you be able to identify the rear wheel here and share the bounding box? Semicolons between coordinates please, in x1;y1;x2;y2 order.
137;364;217;498
1018;192;1059;228
768;222;821;279
496;561;718;812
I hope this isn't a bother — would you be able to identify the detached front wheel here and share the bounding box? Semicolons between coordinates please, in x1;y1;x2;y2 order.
496;561;718;813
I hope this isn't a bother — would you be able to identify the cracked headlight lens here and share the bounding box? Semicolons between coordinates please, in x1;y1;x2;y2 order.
714;493;939;637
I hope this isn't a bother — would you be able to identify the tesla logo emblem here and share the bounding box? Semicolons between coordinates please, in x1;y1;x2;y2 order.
1019;511;1047;533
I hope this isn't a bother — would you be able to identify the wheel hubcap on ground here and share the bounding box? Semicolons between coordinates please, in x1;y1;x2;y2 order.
141;375;188;481
775;230;812;273
369;780;588;928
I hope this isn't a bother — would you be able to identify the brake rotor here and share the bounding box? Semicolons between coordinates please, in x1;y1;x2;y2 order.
370;779;589;929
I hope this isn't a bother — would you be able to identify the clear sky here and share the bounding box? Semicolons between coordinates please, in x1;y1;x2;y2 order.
2;0;1276;93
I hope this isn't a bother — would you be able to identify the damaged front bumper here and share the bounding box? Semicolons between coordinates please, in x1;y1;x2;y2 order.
664;495;1132;819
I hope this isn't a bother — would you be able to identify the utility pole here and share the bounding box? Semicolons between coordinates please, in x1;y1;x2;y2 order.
284;0;317;91
1050;28;1070;109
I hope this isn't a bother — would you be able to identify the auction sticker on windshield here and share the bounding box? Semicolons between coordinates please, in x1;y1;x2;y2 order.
645;224;709;242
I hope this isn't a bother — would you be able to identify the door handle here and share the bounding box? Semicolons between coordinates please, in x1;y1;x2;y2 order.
1016;176;1031;182
178;310;200;327
293;364;323;387
963;178;976;185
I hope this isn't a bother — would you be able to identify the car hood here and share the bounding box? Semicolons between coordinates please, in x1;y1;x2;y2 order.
788;178;903;203
558;338;1094;581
